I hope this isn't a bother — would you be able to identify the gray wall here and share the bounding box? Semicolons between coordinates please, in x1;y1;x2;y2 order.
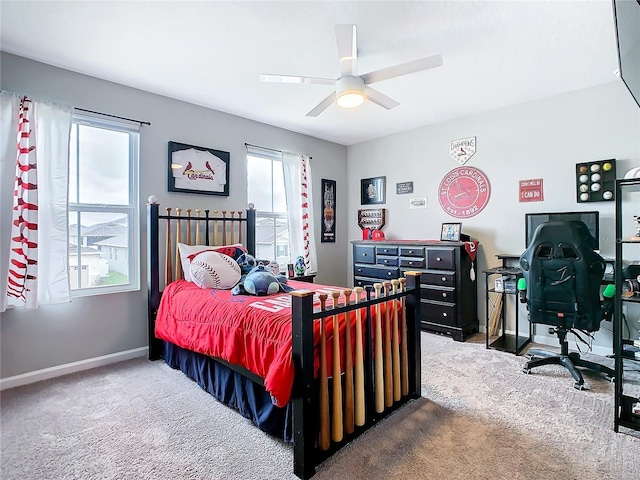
346;80;640;352
0;53;348;379
2;51;639;380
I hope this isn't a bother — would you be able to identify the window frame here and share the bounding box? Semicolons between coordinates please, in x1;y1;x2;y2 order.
68;113;140;296
247;148;289;264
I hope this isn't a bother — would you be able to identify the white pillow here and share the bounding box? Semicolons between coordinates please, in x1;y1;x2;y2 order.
189;251;242;290
177;243;245;282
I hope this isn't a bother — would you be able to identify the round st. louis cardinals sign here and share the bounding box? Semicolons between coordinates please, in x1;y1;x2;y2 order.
438;166;491;218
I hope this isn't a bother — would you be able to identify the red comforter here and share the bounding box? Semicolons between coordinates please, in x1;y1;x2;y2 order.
155;279;388;407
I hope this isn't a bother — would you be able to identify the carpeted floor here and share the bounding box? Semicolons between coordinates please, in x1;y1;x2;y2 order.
1;332;638;480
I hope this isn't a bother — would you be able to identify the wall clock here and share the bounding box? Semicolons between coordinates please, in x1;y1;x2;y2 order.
438;166;491;218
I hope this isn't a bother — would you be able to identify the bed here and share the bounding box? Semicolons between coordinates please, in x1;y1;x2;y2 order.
146;199;423;479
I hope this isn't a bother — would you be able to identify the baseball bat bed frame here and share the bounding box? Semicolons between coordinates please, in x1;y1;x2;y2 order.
147;200;423;479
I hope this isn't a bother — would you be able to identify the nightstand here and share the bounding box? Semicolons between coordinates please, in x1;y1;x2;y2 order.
290;274;316;283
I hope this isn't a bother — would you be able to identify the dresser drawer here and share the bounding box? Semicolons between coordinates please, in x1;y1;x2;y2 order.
422;300;457;327
377;255;399;267
354;277;376;288
375;245;398;256
421;285;456;303
399;256;425;268
421;270;455;287
354;264;400;280
426;248;455;270
399;246;425;257
354;245;375;264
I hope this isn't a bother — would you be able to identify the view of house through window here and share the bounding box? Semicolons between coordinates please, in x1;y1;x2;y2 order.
68;115;139;294
247;149;289;266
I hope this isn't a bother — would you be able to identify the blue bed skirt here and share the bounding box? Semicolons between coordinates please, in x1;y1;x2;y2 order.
162;342;294;442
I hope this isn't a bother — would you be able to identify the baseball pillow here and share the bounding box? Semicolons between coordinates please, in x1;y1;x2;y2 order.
189;251;242;289
178;243;247;282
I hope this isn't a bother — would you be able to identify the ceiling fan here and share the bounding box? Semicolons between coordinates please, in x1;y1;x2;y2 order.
260;24;443;117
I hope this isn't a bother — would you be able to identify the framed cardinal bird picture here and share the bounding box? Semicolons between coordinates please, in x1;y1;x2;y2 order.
168;141;230;196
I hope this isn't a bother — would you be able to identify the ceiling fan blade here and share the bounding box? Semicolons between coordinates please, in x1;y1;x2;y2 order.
335;24;357;76
306;92;337;117
260;74;335;86
361;54;443;85
364;86;400;110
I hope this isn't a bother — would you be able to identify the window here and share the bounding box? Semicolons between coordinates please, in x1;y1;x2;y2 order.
247;147;289;265
68;114;140;295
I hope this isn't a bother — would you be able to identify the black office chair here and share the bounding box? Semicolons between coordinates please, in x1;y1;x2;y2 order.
518;221;615;390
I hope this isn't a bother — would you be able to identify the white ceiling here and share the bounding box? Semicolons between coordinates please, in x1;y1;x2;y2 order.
0;1;620;146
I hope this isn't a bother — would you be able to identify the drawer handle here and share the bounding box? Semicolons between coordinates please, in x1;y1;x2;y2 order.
408;261;414;265
442;292;447;298
362;253;368;257
408;250;413;254
357;268;363;273
387;272;393;276
436;257;441;262
442;312;448;317
442;277;447;282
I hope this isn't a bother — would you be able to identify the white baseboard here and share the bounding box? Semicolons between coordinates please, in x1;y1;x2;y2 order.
0;347;148;391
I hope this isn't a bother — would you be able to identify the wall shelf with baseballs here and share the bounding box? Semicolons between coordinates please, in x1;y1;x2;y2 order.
576;159;616;203
358;208;386;230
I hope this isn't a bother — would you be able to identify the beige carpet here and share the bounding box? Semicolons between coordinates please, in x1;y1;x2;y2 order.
1;332;638;480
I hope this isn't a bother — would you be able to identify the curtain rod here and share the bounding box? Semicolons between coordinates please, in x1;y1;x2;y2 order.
244;142;312;159
74;107;151;126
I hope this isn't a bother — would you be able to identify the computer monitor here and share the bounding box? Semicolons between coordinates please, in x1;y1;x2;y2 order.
525;211;600;250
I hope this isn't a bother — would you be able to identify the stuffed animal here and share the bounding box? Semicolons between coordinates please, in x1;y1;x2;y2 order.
232;263;294;296
236;253;257;274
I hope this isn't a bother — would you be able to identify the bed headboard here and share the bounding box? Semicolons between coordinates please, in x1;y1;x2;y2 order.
146;196;256;359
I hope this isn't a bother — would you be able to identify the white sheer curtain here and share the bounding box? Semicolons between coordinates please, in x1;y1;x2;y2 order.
0;91;72;311
282;152;318;274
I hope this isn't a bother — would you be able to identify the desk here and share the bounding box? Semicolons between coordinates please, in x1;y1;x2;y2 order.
484;254;531;355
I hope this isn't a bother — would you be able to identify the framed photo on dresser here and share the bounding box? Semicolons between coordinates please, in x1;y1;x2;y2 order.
441;222;462;241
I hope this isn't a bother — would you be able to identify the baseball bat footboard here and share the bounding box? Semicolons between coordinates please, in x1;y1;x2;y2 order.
290;272;422;479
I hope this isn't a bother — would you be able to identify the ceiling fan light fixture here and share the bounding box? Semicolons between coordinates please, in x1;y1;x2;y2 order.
335;75;365;109
337;91;365;108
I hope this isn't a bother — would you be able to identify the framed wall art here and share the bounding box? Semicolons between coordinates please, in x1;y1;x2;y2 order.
361;176;386;205
168;141;230;196
441;222;462;242
321;178;336;243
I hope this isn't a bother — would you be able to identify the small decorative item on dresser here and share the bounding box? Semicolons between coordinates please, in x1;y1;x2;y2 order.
358;208;386;230
440;222;462;242
372;229;385;241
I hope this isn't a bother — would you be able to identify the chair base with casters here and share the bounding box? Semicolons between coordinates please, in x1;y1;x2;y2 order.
523;326;615;390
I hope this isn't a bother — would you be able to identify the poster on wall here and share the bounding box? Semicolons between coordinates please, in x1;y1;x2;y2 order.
519;178;544;202
321;179;336;243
